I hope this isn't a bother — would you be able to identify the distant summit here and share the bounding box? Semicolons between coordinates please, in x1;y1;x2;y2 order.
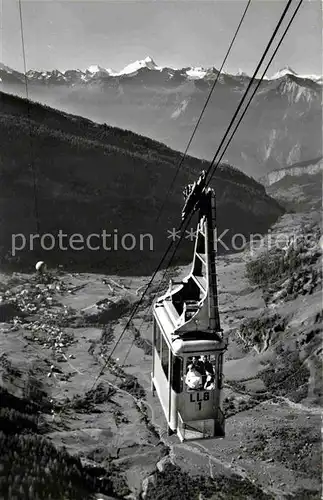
86;64;115;75
83;57;161;77
272;66;298;79
270;66;322;83
114;56;161;76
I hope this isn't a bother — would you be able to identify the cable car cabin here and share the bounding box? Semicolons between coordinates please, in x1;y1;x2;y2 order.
151;180;228;441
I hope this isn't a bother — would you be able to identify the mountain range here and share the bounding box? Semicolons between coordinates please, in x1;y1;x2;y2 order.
1;57;322;178
0;89;283;274
1;57;322;84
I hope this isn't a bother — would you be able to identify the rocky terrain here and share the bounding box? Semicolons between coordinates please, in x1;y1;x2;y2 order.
0;206;321;499
263;157;322;213
0;90;283;274
261;157;323;187
1;60;321;177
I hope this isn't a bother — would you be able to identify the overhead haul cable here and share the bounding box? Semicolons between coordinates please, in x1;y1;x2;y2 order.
88;1;254;390
155;0;252;223
89;0;303;391
148;0;305;300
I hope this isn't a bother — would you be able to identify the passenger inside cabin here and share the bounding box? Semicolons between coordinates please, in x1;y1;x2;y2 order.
204;369;215;390
185;355;217;390
185;363;203;390
192;356;205;376
200;355;214;375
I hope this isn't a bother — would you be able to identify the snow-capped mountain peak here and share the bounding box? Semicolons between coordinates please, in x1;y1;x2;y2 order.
86;64;113;75
270;66;322;83
112;56;162;76
143;56;158;67
272;66;298;80
186;67;208;80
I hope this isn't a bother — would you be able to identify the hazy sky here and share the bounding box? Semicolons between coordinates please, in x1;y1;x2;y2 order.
1;0;322;76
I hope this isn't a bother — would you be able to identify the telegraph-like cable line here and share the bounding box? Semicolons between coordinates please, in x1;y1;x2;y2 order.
18;0;41;237
89;0;301;392
155;0;252;223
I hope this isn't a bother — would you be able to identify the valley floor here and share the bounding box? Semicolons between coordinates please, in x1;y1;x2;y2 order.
0;211;321;499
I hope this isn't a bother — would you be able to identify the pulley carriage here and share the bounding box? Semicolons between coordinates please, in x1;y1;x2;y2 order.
151;173;228;441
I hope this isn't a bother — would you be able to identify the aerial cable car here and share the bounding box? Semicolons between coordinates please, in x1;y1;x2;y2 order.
151;171;228;441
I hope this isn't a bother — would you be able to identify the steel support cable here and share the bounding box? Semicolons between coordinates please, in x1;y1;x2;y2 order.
207;0;304;185
89;214;192;391
120;0;305;375
129;0;296;319
137;0;303;318
155;0;252;224
116;213;192;371
119;0;306;378
120;0;304;368
202;0;295;187
119;233;185;370
18;0;41;236
91;0;252;273
89;0;300;391
137;0;305;314
109;1;255;373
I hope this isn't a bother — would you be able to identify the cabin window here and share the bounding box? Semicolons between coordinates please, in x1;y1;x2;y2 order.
217;353;223;389
161;335;169;379
171;355;183;393
184;354;216;391
154;321;161;357
209;354;217;375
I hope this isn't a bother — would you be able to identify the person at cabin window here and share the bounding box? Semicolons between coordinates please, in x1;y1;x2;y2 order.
204;369;215;390
200;355;214;375
185;364;203;390
192;356;205;377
